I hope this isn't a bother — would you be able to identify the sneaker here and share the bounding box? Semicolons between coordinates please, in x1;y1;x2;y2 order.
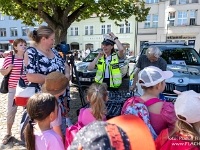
66;118;73;127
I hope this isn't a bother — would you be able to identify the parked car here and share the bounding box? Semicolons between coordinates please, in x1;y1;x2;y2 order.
71;51;130;87
130;42;200;101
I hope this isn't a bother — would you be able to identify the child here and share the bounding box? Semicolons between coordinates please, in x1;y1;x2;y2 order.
0;38;28;145
155;90;200;150
78;82;108;126
24;93;65;150
126;66;177;135
41;71;71;140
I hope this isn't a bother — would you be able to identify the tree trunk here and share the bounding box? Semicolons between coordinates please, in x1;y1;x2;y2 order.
53;26;68;45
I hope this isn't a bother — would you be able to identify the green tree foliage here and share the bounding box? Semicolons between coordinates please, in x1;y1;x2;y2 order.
0;0;150;44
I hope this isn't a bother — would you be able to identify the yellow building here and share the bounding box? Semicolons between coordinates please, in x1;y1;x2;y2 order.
67;15;137;56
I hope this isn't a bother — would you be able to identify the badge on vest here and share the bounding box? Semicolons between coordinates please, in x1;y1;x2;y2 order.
112;63;119;69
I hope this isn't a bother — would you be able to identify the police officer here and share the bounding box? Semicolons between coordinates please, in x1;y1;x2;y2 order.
88;32;124;91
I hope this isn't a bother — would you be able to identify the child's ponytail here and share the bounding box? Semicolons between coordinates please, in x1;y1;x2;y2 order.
87;83;108;120
25;119;35;150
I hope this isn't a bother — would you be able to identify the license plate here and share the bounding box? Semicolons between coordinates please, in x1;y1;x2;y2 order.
79;77;91;82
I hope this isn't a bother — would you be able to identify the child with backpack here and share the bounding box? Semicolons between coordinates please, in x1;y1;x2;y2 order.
78;82;108;125
65;82;108;149
24;93;65;150
155;90;200;150
122;66;177;136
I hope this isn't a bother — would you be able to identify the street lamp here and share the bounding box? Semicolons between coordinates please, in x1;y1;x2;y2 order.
166;17;170;42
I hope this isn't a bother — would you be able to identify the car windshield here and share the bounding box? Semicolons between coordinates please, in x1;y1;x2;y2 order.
83;53;98;62
142;47;200;65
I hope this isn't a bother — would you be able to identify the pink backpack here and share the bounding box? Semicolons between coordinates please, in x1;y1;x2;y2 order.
66;108;85;149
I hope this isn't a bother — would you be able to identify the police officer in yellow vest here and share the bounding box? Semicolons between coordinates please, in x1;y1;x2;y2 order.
88;32;124;91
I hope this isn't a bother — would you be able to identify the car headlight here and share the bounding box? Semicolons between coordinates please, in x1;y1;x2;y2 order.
76;65;87;71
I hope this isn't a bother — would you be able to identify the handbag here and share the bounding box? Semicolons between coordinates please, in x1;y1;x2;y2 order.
0;54;15;94
14;64;39;106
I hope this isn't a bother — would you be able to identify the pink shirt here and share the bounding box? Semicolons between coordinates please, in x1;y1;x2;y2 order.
34;129;64;150
78;108;106;126
149;101;177;135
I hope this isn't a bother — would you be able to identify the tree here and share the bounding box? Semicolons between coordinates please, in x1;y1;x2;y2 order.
0;0;150;44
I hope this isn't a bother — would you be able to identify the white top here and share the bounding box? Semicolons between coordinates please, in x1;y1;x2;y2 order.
105;55;111;78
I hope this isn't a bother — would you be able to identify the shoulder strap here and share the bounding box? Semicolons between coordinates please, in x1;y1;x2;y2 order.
144;98;162;107
11;54;15;64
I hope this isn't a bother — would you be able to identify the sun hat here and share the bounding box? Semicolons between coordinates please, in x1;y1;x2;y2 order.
102;35;115;45
70;115;155;150
174;90;200;124
41;71;69;95
138;66;173;87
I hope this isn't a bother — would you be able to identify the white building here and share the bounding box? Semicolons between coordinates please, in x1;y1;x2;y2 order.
138;0;200;53
67;16;137;55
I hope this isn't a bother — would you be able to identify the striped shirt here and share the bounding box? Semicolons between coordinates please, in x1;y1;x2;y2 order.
2;55;28;88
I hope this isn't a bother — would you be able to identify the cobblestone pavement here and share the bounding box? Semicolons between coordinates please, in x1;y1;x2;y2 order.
0;58;129;150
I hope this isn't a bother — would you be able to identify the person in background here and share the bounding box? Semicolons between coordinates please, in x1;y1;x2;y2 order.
24;26;72;136
155;90;200;150
78;82;108;126
85;47;91;57
25;93;64;150
88;32;124;91
130;46;167;91
0;38;28;145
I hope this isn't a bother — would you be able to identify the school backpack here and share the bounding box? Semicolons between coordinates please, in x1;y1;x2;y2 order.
66;108;85;149
121;96;162;140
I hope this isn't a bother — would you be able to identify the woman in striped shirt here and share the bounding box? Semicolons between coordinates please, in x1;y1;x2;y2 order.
0;38;28;145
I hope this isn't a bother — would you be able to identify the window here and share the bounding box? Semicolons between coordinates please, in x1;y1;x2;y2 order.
120;24;124;33
152;15;158;28
170;0;176;5
177;11;187;26
179;0;189;4
10;27;18;37
0;28;6;37
144;15;150;28
191;0;198;3
190;10;196;25
9;16;14;20
90;26;93;35
146;0;158;3
0;13;4;20
22;27;29;36
75;27;78;36
126;23;130;33
70;27;73;36
169;12;175;26
85;26;88;35
107;25;111;34
101;24;111;34
101;25;105;34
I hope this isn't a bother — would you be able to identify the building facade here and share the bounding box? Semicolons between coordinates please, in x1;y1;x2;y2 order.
138;0;200;53
67;16;137;55
0;13;46;50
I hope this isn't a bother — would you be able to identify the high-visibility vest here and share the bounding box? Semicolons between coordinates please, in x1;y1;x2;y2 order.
95;52;122;88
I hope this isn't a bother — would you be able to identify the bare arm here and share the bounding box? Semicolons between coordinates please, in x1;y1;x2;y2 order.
88;52;104;70
130;68;140;91
109;32;124;59
64;62;70;80
24;51;46;84
0;64;14;76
